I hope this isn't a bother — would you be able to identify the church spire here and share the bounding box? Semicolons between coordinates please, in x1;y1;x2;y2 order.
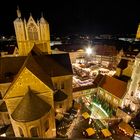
40;12;47;23
41;12;44;18
16;6;21;18
30;12;32;17
136;23;140;40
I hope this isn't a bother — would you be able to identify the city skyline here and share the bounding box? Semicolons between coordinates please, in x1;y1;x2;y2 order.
0;0;140;36
0;1;140;139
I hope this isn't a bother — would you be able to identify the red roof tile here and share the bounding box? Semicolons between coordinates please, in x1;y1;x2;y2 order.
99;75;127;99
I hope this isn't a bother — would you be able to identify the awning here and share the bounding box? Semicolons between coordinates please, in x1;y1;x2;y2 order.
101;129;112;137
82;112;90;119
86;128;95;136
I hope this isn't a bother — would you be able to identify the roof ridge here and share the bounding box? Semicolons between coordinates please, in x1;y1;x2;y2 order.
4;54;54;99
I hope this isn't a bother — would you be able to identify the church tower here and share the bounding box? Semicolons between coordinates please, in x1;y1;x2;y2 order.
13;7;27;55
14;8;51;56
123;53;140;112
136;23;140;40
39;13;51;54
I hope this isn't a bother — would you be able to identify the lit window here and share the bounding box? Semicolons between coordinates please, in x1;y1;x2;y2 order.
113;98;118;105
108;95;111;100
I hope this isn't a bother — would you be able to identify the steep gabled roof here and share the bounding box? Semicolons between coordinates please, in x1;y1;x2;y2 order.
33;53;73;77
23;54;54;90
0;101;7;112
136;52;140;59
54;90;68;102
3;54;54;99
0;52;72;85
0;56;26;83
93;74;104;87
11;88;51;122
31;44;44;55
27;15;38;28
99;75;127;99
117;59;128;70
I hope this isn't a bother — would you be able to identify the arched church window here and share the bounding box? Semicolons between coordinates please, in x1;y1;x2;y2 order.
27;23;38;41
18;127;24;137
30;127;38;137
44;120;49;132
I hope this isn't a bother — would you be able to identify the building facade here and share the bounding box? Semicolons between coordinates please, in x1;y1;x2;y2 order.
123;53;140;112
95;74;127;109
0;9;73;138
14;8;51;56
136;23;140;40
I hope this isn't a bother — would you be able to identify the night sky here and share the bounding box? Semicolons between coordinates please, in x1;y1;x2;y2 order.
0;0;140;36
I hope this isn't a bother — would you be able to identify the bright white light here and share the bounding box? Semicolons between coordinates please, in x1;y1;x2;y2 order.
86;47;92;55
1;133;6;137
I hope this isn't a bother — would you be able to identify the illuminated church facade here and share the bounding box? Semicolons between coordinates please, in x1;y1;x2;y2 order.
0;8;73;138
14;7;51;56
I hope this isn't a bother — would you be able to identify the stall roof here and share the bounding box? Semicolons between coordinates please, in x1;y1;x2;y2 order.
82;112;90;119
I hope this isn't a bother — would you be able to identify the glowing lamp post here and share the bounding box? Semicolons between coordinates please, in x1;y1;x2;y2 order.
86;47;92;55
85;47;93;62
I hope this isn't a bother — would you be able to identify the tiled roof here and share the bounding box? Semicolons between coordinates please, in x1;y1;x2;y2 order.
73;84;96;92
11;88;51;122
136;52;140;59
0;56;26;83
54;90;68;102
52;44;117;56
117;59;128;70
0;101;7;112
23;54;54;90
0;52;73;83
33;53;73;77
99;75;127;99
113;75;130;82
93;74;104;86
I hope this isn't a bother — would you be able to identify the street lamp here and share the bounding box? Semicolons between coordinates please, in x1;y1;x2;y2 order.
86;47;92;55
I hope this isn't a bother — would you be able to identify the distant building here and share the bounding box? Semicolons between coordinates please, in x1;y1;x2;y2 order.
123;53;140;112
115;58;133;82
52;44;118;67
136;23;140;40
94;74;127;108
